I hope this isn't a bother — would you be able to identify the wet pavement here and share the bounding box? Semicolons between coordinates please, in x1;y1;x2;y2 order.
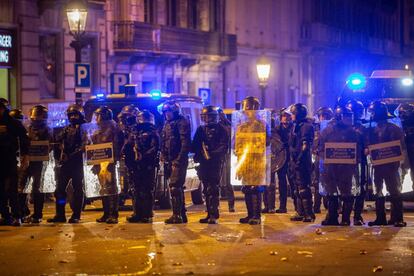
0;194;413;275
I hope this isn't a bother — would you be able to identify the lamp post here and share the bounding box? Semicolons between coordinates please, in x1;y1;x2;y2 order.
256;55;271;108
66;0;88;105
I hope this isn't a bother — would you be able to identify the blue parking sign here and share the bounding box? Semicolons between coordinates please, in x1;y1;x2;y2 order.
198;88;211;105
75;63;91;93
110;73;130;94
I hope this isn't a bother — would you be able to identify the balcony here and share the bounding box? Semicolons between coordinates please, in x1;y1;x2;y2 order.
300;23;401;56
113;21;237;61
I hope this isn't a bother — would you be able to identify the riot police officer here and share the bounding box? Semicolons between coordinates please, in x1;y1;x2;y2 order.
271;108;293;214
161;101;191;224
236;96;270;225
289;103;315;222
395;103;414;193
192;106;229;224
319;107;359;226
367;101;406;227
313;107;334;214
91;106;122;224
346;99;368;226
8;109;30;221
217;107;235;212
0;99;29;226
117;105;139;206
20;105;53;223
126;110;160;223
48;104;85;224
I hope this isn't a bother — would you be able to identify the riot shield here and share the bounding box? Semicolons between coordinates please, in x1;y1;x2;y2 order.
231;110;271;186
270;132;287;173
318;122;360;197
22;124;57;194
82;122;121;198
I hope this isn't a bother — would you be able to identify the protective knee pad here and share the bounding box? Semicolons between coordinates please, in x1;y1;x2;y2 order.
298;188;312;199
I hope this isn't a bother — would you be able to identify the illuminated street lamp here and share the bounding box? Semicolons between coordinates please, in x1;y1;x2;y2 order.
66;0;88;105
256;55;271;108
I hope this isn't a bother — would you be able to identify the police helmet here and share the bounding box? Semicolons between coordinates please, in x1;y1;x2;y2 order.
9;109;24;120
395;103;414;121
94;106;113;121
137;109;155;125
66;104;85;119
368;101;393;122
161;101;181;115
241;96;260;111
290;103;308;122
30;105;48;121
121;105;139;116
334;106;353;122
315;107;334;120
201;105;219;125
346;100;364;120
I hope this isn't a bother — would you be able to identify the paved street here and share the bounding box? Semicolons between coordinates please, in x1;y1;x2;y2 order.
0;194;413;276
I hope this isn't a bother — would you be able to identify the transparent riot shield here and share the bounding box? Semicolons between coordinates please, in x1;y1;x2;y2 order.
318;122;359;197
23;124;57;194
82;122;121;198
231;110;271;186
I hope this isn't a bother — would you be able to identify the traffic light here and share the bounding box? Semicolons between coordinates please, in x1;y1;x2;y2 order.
346;73;367;91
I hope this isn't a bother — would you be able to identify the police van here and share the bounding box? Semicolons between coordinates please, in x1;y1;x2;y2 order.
83;90;204;208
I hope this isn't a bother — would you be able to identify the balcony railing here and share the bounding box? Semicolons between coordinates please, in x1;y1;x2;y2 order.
113;21;237;59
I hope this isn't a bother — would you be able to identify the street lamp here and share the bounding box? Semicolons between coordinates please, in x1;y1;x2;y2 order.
66;0;88;105
256;55;271;108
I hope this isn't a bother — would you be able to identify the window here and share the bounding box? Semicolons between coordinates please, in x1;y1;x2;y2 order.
187;0;198;29
144;0;155;24
187;81;196;95
167;0;178;26
210;0;220;31
166;78;174;93
39;33;60;99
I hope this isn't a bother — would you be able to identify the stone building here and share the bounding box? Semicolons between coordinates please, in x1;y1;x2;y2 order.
0;0;412;114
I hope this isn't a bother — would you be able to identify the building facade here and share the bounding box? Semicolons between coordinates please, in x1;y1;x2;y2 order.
0;0;412;115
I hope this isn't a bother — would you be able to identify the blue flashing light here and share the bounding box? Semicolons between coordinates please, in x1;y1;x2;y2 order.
150;89;162;100
401;78;413;86
96;93;105;98
346;73;367;91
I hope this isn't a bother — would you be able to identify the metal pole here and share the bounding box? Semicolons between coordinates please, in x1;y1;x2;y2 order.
71;38;83;106
260;85;266;108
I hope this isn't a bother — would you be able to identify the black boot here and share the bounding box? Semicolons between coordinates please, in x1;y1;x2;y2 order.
266;186;276;213
353;193;365;226
19;193;30;220
208;195;220;224
47;201;67;223
276;188;287;213
165;193;184;224
97;197;110;223
106;195;119;224
368;197;387;226
290;195;305;221
240;193;253;224
249;193;262;225
300;188;315;223
140;195;154;223
321;196;339;226
200;195;211;223
31;193;45;223
228;199;235;213
340;196;354;226
181;190;188;223
389;196;407;227
127;196;143;223
69;190;84;223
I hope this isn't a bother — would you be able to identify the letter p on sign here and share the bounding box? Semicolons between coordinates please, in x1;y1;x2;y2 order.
75;63;91;93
